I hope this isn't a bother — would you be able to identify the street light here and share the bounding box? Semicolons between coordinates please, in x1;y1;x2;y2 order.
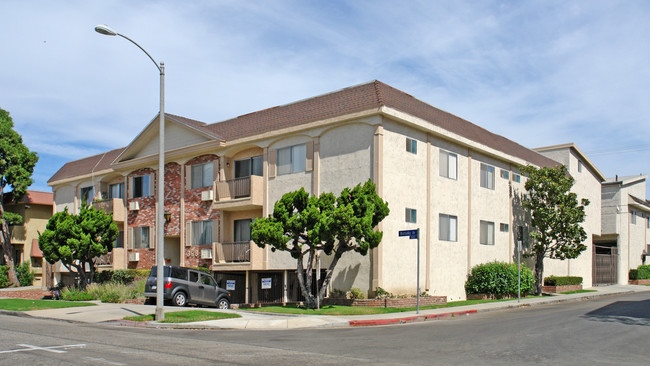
95;24;166;321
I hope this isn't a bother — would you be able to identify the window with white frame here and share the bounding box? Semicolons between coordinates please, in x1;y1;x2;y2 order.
500;223;509;232
647;216;649;229
439;214;457;241
578;160;583;172
277;144;306;175
513;174;521;183
500;170;509;180
405;208;417;223
234;219;252;242
192;220;213;246
80;186;94;204
109;183;124;199
480;164;495;189
114;231;124;248
132;227;149;249
191;162;214;189
631;211;637;224
133;175;151;198
406;138;417;154
439;150;457;180
480;220;495;245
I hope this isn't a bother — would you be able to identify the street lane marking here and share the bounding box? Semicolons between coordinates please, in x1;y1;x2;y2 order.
0;343;86;354
83;356;127;365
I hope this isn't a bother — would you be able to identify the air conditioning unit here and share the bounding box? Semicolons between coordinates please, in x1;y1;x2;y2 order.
128;201;140;211
201;189;214;201
200;248;213;259
128;252;140;262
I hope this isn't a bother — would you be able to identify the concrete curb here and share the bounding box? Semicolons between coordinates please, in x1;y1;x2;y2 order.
349;310;478;326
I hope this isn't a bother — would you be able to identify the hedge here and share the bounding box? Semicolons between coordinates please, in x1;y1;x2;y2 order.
543;276;583;286
465;261;534;296
0;265;10;288
95;269;150;284
630;265;650;280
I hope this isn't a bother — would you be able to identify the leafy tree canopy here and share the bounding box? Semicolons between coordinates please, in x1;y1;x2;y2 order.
520;164;589;294
252;180;389;308
39;205;118;289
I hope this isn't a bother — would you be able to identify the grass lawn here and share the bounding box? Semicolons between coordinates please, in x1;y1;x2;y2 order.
124;310;241;323
241;296;543;316
559;289;597;295
0;299;96;311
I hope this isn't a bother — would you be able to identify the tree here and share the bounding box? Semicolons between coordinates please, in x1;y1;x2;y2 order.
38;205;118;289
0;108;38;285
520;165;589;294
251;180;389;308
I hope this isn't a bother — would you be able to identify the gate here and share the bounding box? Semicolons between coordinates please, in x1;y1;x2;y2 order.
593;244;618;285
258;272;283;303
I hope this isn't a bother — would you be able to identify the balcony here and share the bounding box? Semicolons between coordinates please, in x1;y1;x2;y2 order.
213;241;251;263
213;175;263;211
92;198;126;222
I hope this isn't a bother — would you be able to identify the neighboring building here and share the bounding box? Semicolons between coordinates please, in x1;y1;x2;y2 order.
596;175;650;285
534;144;606;288
48;80;602;302
3;190;54;288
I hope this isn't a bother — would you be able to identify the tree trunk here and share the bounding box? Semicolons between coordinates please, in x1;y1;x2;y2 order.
534;251;545;295
295;253;315;308
1;221;19;285
317;250;342;303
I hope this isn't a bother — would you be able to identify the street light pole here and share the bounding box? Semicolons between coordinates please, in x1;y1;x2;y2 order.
95;24;166;321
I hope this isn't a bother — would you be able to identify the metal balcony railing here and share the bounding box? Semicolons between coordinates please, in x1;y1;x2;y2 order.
217;241;251;263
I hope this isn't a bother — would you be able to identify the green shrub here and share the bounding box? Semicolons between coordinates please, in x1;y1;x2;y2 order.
543;276;583;286
629;269;639;280
95;270;113;283
638;265;650;280
0;265;10;288
329;288;346;298
465;261;534;296
347;288;366;299
192;267;211;274
112;269;137;284
60;287;96;301
374;286;394;299
133;269;150;279
95;269;147;284
15;262;34;286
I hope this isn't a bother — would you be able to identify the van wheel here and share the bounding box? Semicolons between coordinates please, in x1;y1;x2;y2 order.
217;298;230;310
173;291;188;307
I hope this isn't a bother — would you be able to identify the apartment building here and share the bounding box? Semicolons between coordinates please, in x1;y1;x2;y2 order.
48;80;602;302
596;175;650;285
3;190;54;288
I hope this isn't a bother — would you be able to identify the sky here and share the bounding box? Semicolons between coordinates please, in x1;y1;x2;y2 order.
2;1;650;195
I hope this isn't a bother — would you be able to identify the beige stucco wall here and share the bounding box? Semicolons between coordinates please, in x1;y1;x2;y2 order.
54;185;76;213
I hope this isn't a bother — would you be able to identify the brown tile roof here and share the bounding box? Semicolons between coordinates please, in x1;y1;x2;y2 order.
205;80;558;168
3;190;53;206
49;80;558;184
48;147;125;184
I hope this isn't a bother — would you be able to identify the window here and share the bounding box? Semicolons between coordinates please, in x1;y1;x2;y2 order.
114;231;124;248
234;219;252;242
500;170;509;180
133;175;151;198
191;162;214;189
192;220;213;245
189;271;199;283
578;160;583;172
480;221;495;245
109;183;124;199
132;227;149;249
513;174;521;183
235;156;263;178
277;144;306;175
80;186;94;204
439;150;457;180
631;211;637;224
647;217;650;229
500;223;509;232
200;273;216;286
480;164;495;189
406;138;417;154
439;214;457;241
405;208;417;223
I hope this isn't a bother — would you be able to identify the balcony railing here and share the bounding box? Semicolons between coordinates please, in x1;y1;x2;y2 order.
213;175;263;208
92;198;125;221
94;252;113;266
214;241;250;263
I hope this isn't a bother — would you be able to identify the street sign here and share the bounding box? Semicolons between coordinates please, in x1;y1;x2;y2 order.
399;229;419;239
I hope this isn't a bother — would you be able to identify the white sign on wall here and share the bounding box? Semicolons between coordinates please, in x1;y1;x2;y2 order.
226;280;236;291
261;277;272;289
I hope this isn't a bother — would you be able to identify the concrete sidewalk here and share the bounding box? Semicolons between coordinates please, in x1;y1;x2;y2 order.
3;284;649;330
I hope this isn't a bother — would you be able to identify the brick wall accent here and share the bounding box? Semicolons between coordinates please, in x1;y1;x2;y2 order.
323;296;446;308
541;284;583;293
128;168;156;228
127;248;156;269
184;244;213;268
184;155;220;232
163;162;181;236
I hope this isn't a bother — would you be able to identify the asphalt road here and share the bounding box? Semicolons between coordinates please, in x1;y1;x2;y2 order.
1;292;648;365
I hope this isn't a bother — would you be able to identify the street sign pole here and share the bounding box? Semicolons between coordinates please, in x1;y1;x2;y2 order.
518;240;522;303
416;228;420;314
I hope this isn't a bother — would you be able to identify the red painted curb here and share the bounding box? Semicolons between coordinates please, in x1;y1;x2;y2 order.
348;310;477;327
